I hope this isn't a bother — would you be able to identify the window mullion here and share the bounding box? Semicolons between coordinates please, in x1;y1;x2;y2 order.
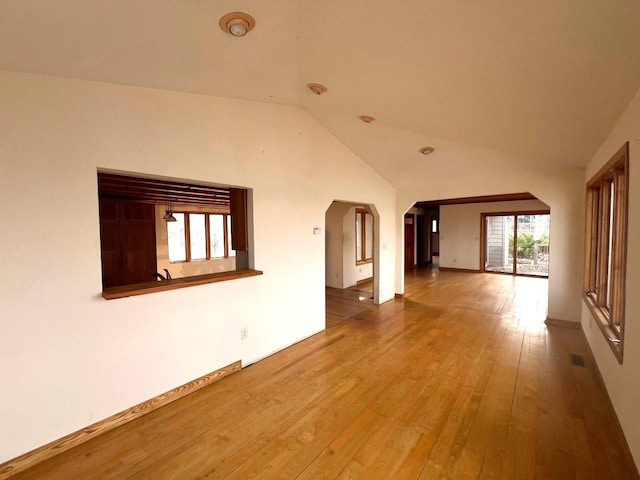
205;214;211;260
513;215;518;275
223;214;229;258
185;213;192;261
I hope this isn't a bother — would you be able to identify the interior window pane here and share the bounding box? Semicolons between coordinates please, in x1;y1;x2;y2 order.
607;183;615;309
356;212;363;262
432;219;437;233
209;214;225;258
167;213;186;262
227;215;236;257
365;213;373;259
189;214;207;260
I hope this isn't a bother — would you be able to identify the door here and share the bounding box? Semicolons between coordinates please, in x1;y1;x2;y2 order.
416;215;425;267
404;214;415;270
430;215;439;256
482;212;550;277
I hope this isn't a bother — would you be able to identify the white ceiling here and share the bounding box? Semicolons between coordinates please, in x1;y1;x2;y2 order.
1;0;639;185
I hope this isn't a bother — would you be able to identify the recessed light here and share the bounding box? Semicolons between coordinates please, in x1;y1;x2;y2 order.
419;147;435;155
307;83;328;95
359;115;375;123
219;12;255;37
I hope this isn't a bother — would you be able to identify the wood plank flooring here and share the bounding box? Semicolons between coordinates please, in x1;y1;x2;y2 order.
9;268;638;479
325;280;374;328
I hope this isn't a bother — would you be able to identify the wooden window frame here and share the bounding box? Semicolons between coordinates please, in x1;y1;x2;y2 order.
583;142;629;364
170;212;234;263
356;209;373;265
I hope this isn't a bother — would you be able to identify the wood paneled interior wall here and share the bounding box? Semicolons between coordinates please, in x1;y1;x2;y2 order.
229;188;248;252
99;199;157;288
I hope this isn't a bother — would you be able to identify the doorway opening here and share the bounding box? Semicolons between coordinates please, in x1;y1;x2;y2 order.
481;211;550;277
325;201;378;327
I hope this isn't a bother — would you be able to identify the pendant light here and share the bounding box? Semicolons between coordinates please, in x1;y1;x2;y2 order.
164;201;177;222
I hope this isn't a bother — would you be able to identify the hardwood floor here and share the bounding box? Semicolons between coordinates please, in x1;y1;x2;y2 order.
8;269;638;479
325;280;374;328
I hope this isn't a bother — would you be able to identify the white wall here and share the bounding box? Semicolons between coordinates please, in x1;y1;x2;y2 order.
439;199;549;270
356;263;373;282
0;71;397;463
325;202;349;288
581;87;640;468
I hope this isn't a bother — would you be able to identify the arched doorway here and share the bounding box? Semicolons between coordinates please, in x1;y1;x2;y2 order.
325;200;380;327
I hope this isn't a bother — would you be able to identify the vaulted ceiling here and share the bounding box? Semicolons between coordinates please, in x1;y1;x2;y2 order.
1;0;639;186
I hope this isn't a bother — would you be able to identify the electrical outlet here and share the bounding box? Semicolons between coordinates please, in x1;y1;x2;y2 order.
240;327;248;340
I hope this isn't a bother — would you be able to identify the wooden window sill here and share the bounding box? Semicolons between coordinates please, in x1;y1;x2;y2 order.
356;260;373;266
583;294;623;364
102;269;263;300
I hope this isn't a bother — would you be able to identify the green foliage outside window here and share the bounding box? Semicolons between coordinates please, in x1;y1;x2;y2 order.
509;233;549;257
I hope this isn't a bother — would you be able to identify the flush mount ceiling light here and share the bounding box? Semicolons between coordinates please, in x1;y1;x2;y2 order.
419;146;435;155
307;83;328;95
219;12;255;37
359;115;376;124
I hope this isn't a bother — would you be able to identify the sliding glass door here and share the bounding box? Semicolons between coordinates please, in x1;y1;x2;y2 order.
483;213;550;277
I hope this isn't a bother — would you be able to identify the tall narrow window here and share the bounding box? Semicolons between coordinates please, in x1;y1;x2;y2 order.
584;142;629;363
365;212;373;260
356;209;373;264
209;214;225;258
167;213;187;263
189;213;207;260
